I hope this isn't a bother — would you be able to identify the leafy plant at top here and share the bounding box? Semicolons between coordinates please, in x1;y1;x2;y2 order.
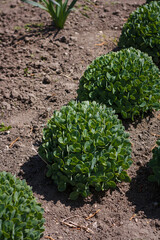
0;171;45;240
0;123;11;132
38;101;132;200
118;1;160;64
146;0;160;3
148;139;160;185
21;0;78;29
77;47;160;120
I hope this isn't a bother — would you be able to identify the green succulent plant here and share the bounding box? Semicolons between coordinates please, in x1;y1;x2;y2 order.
0;171;45;240
148;139;160;184
38;100;132;200
146;0;159;3
77;47;160;120
118;1;160;64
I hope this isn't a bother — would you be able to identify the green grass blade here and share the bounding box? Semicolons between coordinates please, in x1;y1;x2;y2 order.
67;0;78;12
50;0;60;7
0;123;12;132
62;0;69;13
47;1;57;19
21;0;48;10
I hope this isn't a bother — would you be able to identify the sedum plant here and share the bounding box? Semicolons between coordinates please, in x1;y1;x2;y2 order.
21;0;78;29
77;48;160;120
0;171;45;240
146;0;159;3
38;101;132;200
118;1;160;64
148;139;160;184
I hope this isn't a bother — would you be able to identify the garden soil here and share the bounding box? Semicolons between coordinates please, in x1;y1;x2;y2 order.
1;0;160;239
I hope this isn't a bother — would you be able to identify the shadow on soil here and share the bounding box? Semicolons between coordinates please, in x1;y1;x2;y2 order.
126;164;160;220
20;153;107;209
122;111;154;131
11;22;61;46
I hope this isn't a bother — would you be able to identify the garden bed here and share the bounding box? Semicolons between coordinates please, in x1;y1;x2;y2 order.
0;0;160;239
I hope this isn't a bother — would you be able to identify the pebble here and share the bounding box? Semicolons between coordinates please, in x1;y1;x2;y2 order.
104;7;110;12
99;14;106;18
33;125;39;133
52;53;57;58
33;61;43;69
1;101;11;110
28;93;36;103
4;92;10;99
42;76;51;84
56;69;61;74
59;36;68;44
70;36;78;42
50;62;59;71
10;4;16;8
136;160;143;166
11;89;19;98
41;54;49;61
112;10;121;16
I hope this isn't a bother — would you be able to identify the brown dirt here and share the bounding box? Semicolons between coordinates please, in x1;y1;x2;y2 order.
1;0;160;239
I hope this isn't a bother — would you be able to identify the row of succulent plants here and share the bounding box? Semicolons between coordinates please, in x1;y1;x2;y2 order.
1;0;160;239
39;46;160;200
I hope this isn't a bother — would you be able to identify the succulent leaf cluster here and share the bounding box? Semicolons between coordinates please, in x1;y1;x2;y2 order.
146;0;159;3
0;171;45;240
38;101;132;200
118;1;160;64
77;48;160;120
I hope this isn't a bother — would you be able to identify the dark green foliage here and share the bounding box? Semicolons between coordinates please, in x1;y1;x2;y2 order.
38;101;132;200
146;0;160;3
77;48;160;120
148;139;160;184
118;1;160;64
0;171;45;240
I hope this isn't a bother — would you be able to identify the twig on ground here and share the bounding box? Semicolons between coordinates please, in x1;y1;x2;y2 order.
95;41;106;46
62;221;94;234
61;221;77;228
86;209;100;220
61;215;94;234
44;236;55;240
156;114;160;120
9;137;20;148
150;143;157;151
27;126;33;137
60;73;73;80
150;132;160;137
61;215;80;223
129;214;136;221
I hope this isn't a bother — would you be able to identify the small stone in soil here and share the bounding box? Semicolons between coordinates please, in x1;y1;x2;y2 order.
11;89;19;99
113;10;121;16
1;101;11;110
59;36;69;43
42;76;51;84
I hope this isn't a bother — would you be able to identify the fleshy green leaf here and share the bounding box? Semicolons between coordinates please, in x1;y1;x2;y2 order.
69;191;79;200
0;172;45;239
38;101;132;200
77;48;160;120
